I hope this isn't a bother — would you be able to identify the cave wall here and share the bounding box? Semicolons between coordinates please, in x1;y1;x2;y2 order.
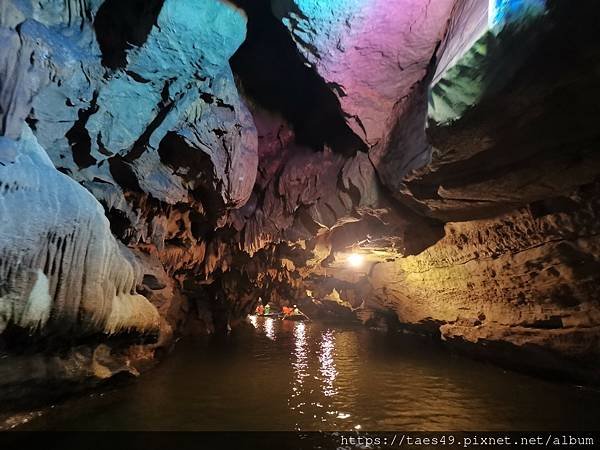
0;0;255;407
245;0;600;383
390;0;600;381
1;0;600;411
271;0;456;147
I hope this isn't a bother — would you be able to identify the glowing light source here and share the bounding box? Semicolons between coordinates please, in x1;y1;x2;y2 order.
347;252;364;268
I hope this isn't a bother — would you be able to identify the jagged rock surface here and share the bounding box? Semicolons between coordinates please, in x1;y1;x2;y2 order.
271;0;456;147
0;0;254;409
0;16;160;338
2;0;600;417
0;129;160;337
233;0;600;383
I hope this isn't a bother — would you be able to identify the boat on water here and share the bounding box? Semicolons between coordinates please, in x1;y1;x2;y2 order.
282;313;309;322
253;303;309;321
252;312;308;321
255;312;282;318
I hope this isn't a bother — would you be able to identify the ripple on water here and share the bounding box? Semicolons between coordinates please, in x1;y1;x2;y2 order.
20;317;600;431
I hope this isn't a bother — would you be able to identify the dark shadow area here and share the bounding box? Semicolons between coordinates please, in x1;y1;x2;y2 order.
0;323;157;357
426;0;600;190
94;0;164;69
108;156;143;193
0;323;156;416
65;91;99;169
230;0;366;156
409;0;600;221
157;132;225;227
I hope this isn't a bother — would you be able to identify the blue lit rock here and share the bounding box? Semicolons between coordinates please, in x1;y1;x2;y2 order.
3;0;258;290
85;0;249;159
0;128;159;336
2;0;600;403
0;17;159;337
0;0;256;339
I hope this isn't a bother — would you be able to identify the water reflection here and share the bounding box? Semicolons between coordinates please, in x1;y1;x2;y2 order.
328;330;360;428
248;315;275;340
240;316;599;433
319;330;337;397
248;315;258;328
264;318;275;341
289;322;309;429
23;318;600;432
292;322;308;390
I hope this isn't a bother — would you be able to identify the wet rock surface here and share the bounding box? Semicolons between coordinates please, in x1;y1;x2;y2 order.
1;0;600;419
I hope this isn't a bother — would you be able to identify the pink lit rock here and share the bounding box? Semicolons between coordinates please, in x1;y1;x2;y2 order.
272;0;456;147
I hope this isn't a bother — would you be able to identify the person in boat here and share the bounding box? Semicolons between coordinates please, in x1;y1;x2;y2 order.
283;304;309;321
282;305;292;317
264;303;271;315
255;303;264;315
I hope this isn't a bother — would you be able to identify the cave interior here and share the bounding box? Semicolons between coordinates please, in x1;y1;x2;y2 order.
1;0;600;434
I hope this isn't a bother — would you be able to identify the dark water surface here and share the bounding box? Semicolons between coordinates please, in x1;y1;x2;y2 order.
24;318;600;431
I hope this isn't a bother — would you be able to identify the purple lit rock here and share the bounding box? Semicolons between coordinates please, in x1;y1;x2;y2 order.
271;0;456;147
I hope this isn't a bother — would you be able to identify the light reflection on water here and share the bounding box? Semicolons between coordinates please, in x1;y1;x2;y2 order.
319;330;337;398
254;318;600;432
22;317;600;432
289;322;308;429
248;315;258;328
292;322;307;389
288;321;343;428
264;318;275;341
249;314;275;341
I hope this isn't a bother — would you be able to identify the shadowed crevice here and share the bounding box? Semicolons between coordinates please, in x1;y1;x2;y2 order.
230;0;366;156
94;0;165;70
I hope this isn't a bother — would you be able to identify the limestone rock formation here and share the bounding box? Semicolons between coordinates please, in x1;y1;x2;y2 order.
271;0;456;147
0;18;159;338
2;0;600;416
369;188;600;379
0;131;160;336
231;0;600;383
0;0;254;407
